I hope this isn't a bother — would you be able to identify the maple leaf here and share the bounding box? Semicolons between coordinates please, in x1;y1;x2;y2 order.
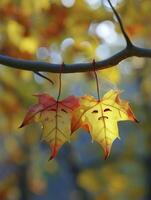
20;93;79;160
71;90;138;159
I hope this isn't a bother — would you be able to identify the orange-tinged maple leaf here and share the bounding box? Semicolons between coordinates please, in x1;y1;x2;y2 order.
71;90;138;159
20;94;79;160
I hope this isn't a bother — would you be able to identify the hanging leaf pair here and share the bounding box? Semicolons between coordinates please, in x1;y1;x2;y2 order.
20;62;138;160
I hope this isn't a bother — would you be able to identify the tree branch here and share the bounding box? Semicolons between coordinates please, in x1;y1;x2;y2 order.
0;46;151;73
0;1;151;73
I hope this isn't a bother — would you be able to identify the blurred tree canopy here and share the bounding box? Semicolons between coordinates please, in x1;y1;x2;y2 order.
0;0;151;200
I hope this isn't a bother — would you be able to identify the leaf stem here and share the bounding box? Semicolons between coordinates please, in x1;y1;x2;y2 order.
50;63;64;160
93;59;100;101
57;63;64;101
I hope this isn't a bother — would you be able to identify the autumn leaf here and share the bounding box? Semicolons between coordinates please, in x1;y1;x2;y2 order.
20;93;79;160
71;90;138;159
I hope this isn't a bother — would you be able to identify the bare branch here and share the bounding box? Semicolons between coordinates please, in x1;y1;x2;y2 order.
0;46;151;73
107;0;133;47
0;1;151;73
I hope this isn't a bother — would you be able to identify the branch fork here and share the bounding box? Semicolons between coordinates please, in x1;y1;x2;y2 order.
0;0;151;74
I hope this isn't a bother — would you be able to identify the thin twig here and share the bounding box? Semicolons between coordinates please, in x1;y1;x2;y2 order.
107;0;133;47
34;71;54;84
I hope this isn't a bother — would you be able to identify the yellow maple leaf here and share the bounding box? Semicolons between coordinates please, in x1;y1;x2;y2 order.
72;90;138;159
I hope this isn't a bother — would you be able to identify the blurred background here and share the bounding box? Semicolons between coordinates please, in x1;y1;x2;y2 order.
0;0;151;199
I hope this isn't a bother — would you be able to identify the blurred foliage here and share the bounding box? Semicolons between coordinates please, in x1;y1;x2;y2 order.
0;0;151;200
